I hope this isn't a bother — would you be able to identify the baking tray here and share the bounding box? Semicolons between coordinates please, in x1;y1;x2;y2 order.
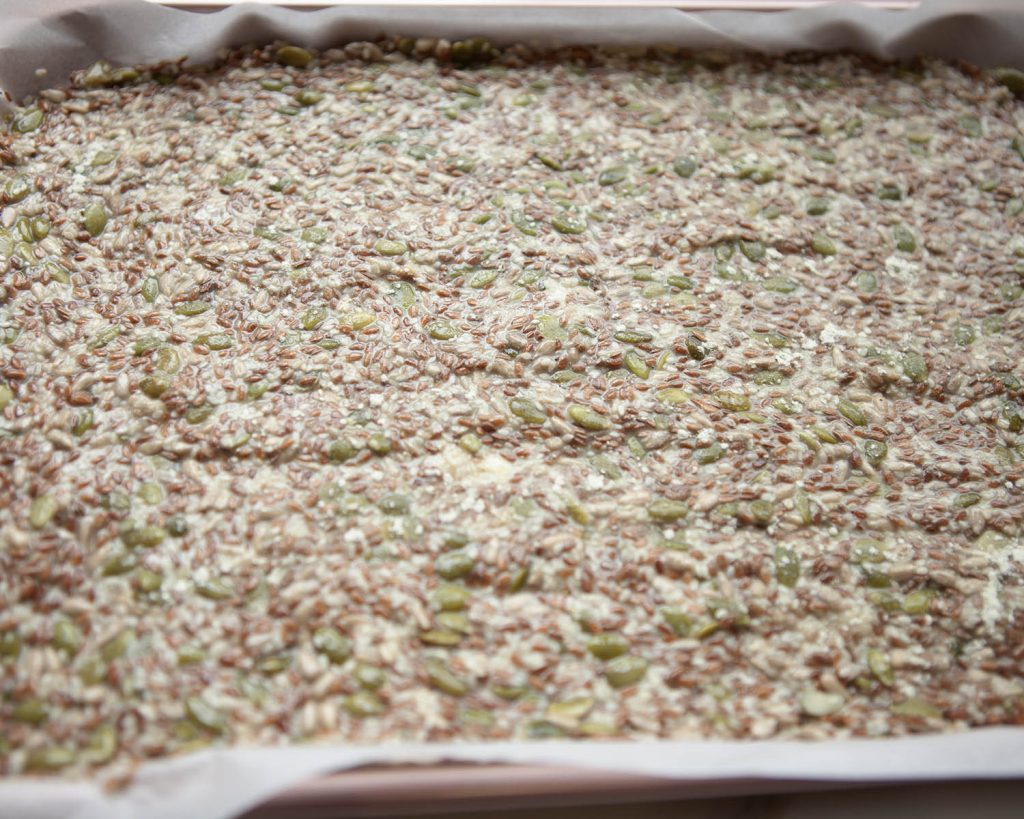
1;2;1023;818
241;764;848;817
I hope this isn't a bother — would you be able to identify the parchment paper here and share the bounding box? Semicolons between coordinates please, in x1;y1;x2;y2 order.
1;2;1023;818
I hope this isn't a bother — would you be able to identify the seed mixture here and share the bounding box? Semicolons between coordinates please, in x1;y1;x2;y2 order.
1;39;1023;781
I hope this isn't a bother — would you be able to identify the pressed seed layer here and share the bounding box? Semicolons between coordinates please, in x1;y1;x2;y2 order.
1;42;1023;781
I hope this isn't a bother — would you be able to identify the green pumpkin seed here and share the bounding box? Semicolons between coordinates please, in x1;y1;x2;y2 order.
133;336;163;356
536;153;563;171
694;442;726;464
344;691;386;717
902;589;934;615
805;196;830;215
546;696;594;726
367;432;392;455
137;569;163;593
662;609;692;637
893;224;917;252
648;498;687;522
195;333;233;350
900;351;928;383
0;631;22;659
300;306;328;331
301;226;328;244
852;270;878;293
427;321;460;340
614;330;653;344
667;275;694;290
436;551;474;580
763;277;798;293
327;438;358;463
492;683;528;700
458;432;482;454
850;539;886;564
684;334;710;360
5;176;31;203
774;547;801;587
568;404;612;431
536;315;568;341
714;390;750;412
101;552;136;577
155;347;181;373
166;515;189;537
507;564;530;593
378;493;410;515
739;239;765;262
425;658;470;696
89;325;120;350
811;232;837;256
656;388;690;404
137;482;163;505
354;664;386;690
195;577;234;600
340;311;376;331
468;269;498;288
509;397;547;424
83;202;109;237
139;376;170;399
867;649;894;686
100;630;133;662
258;655;290;675
511;210;539;236
750;499;774;526
586;633;629;660
276;46;313;68
420;629;462;646
992;67;1024;97
13;698;49;725
185;696;227;734
954;492;981;509
174;300;211;316
891;697;941;719
293;88;323;106
526;720;565;739
605;655;648;688
83;724;118;764
121;524;167;549
52;619;81;655
25;747;75;771
598;166;628;186
185;404;215;424
863;439;888;466
431;585;471;612
672;157;698;178
950;319;974;346
551;214;586;235
623;350;650;379
176;647;203;663
390;281;416;308
375;238;408;256
77;655;107;684
737;164;776;184
838;398;867;426
30;216;50;241
13;109;44;134
773;396;801;416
